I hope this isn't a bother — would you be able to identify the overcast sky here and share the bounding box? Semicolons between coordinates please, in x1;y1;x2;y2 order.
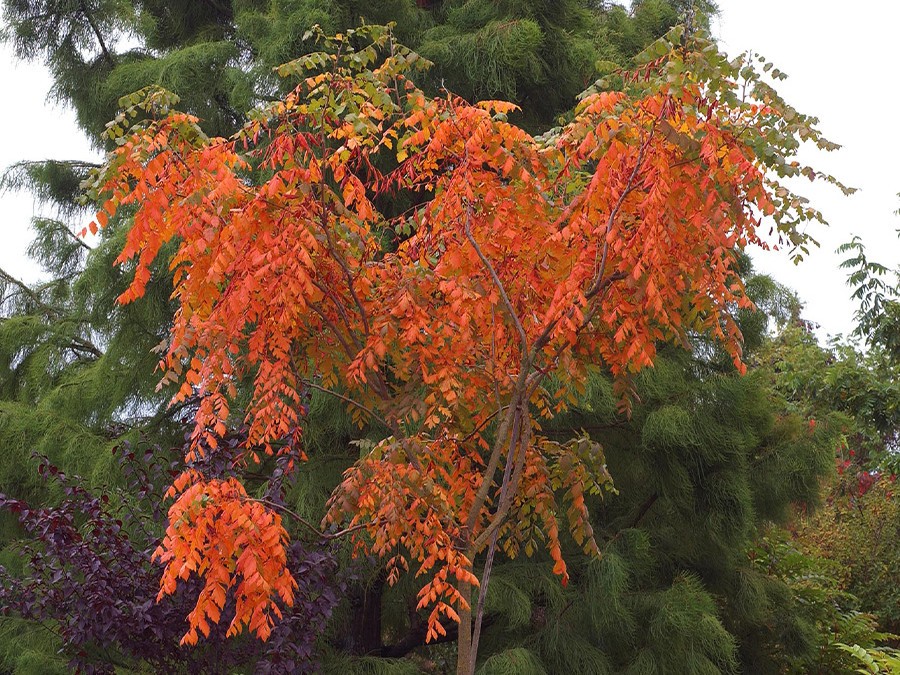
712;1;900;340
0;2;897;340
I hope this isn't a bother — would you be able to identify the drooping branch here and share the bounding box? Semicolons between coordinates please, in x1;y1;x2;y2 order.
53;220;94;252
77;0;114;67
302;380;389;429
249;498;379;541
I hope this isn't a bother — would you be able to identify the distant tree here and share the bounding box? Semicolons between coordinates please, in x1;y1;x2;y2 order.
773;231;900;652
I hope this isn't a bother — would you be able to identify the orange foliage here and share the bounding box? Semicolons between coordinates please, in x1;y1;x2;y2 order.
86;26;829;646
154;471;296;644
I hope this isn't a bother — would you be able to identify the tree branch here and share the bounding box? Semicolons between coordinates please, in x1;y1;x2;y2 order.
585;136;650;299
301;380;388;428
463;201;528;352
0;267;64;317
77;0;114;67
249;498;379;541
56;221;93;251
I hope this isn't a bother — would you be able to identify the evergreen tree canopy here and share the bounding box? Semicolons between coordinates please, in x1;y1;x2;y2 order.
3;0;713;142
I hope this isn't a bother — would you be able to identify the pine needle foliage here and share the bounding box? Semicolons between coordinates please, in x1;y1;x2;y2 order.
0;618;68;675
321;653;424;675
477;647;548;675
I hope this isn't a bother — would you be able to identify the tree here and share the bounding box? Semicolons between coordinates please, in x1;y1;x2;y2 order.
2;3;709;671
83;22;845;673
2;0;706;144
762;231;900;652
0;2;703;506
754;231;900;480
838;230;900;359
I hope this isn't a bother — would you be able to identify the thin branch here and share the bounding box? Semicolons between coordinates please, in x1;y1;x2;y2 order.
628;492;658;529
58;223;94;251
302;380;388;428
551;188;589;232
463;201;528;352
526;272;625;401
460;406;507;445
249;498;378;541
586;131;652;299
307;295;360;357
0;267;63;317
66;336;103;358
144;394;201;428
77;0;114;67
602;493;659;550
313;185;372;337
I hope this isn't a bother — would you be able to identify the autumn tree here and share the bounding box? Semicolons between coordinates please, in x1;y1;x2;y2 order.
0;0;698;512
1;3;711;671
77;20;849;673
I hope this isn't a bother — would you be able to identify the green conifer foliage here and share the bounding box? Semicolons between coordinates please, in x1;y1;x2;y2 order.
413;0;597;129
471;343;837;674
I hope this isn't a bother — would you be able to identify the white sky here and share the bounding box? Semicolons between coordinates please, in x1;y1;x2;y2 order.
712;1;900;339
0;44;98;282
0;3;897;340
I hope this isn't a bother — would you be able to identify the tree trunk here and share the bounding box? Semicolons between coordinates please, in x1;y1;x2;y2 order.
456;572;473;675
346;576;384;655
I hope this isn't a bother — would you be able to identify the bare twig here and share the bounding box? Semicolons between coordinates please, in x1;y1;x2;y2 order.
249;497;378;541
